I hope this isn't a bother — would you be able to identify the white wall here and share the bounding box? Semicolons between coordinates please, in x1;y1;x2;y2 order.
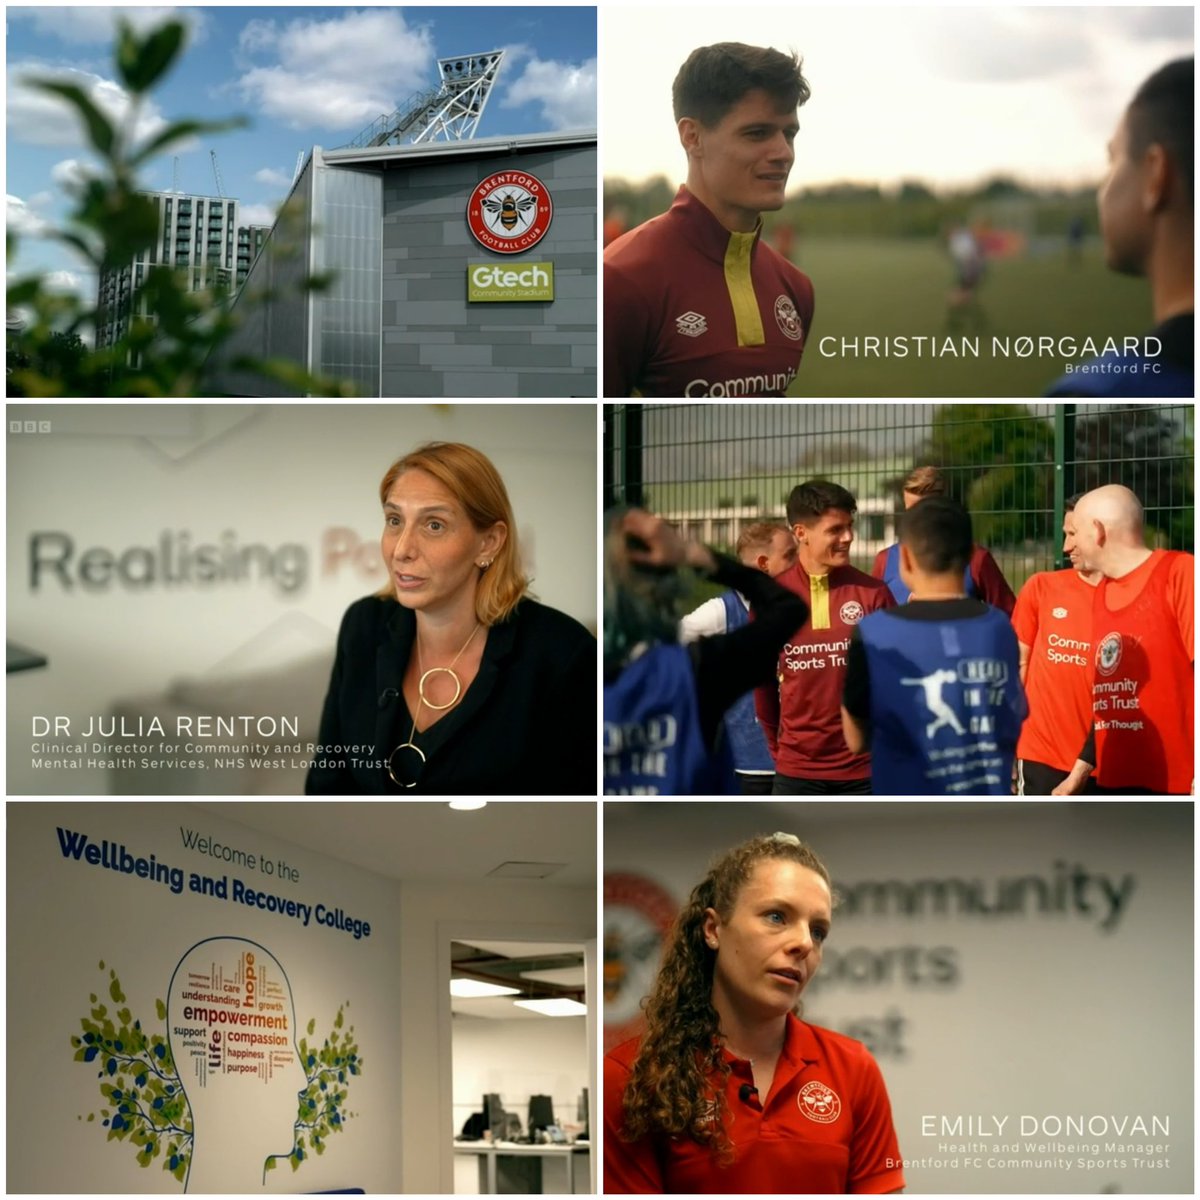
452;1015;588;1195
7;403;597;794
452;1014;587;1133
604;801;1193;1195
6;801;404;1194
398;881;596;1195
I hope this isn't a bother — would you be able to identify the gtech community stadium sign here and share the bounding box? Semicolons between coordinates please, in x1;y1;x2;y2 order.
466;170;555;301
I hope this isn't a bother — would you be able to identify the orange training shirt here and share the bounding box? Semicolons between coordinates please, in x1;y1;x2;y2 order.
1012;568;1098;772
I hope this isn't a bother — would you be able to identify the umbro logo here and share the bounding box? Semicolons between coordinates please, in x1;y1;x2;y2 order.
1052;607;1068;618
676;311;707;337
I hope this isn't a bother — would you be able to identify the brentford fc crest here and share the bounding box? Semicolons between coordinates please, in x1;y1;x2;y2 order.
839;600;864;625
467;171;553;254
1096;631;1122;677
775;294;804;342
798;1080;842;1124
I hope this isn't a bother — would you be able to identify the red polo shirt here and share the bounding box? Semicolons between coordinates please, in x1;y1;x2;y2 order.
604;1015;905;1194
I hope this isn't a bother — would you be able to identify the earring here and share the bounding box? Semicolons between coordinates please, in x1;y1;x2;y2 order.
478;559;492;570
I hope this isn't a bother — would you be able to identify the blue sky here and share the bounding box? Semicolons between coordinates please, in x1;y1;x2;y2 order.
6;5;597;299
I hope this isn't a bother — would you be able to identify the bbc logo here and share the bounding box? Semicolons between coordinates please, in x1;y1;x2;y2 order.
9;421;52;434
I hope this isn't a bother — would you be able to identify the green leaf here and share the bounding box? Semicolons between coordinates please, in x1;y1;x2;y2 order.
31;81;115;156
7;279;42;307
128;117;249;168
117;21;185;94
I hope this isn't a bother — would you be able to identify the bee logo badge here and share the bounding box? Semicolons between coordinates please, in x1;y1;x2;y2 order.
798;1080;842;1124
1096;631;1122;677
468;171;554;254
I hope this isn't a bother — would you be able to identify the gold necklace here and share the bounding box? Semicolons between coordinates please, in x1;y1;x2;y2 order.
387;622;481;789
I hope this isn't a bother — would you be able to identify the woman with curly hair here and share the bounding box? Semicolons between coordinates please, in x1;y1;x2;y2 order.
604;833;905;1193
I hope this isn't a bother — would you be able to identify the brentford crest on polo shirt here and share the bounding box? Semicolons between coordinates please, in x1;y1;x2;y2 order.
798;1080;842;1124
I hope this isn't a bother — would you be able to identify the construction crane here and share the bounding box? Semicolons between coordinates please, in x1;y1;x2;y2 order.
342;50;504;149
210;149;225;198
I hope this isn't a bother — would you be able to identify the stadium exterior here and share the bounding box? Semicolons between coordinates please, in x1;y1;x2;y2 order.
206;131;597;397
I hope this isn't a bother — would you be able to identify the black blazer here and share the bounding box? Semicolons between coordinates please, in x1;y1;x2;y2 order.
306;596;596;795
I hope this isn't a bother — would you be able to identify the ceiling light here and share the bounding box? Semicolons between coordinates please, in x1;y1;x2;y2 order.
449;799;487;811
450;979;520;998
513;998;587;1017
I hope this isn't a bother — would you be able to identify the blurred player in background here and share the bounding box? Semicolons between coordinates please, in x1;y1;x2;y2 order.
680;522;797;793
1011;495;1100;794
873;466;1016;613
843;497;1025;795
946;222;985;332
1052;484;1193;795
757;481;892;794
605;43;815;397
1048;58;1193;397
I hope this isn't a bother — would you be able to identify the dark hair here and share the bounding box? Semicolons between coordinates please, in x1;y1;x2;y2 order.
900;496;973;574
673;43;810;128
1127;58;1193;200
787;480;856;526
1064;492;1085;512
621;833;834;1160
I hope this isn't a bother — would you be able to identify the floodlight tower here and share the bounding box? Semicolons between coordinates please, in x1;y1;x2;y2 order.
344;50;505;149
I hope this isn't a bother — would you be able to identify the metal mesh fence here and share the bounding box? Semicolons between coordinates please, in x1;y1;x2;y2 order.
605;403;1194;592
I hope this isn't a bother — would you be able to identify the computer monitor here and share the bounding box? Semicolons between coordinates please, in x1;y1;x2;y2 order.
484;1093;506;1138
528;1093;554;1133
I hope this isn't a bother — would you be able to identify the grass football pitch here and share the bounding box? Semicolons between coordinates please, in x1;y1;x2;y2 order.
786;238;1155;397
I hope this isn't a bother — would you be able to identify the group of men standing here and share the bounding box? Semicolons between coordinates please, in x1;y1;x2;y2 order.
686;468;1192;796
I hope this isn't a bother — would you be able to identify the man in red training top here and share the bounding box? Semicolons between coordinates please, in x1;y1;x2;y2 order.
1011;494;1101;794
604;42;815;398
1054;484;1193;795
872;466;1015;612
757;480;893;793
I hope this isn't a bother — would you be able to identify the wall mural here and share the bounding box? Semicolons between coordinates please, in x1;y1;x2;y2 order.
71;947;362;1191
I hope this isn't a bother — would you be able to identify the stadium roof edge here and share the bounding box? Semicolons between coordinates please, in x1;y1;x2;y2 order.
321;129;597;167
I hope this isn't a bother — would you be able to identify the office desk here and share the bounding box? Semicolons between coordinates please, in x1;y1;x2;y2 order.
452;1140;590;1194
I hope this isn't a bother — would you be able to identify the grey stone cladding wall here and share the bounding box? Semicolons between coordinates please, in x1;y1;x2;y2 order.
380;145;596;397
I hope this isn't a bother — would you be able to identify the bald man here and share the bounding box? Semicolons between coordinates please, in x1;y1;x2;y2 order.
1053;485;1193;794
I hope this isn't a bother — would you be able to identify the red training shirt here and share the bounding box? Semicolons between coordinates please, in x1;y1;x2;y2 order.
604;186;815;398
1012;568;1098;772
756;563;894;780
604;1014;905;1194
1091;549;1194;793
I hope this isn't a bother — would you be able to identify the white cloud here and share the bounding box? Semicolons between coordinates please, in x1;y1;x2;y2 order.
8;7;206;46
502;56;597;130
45;268;85;295
7;194;50;238
50;157;96;190
238;202;278;228
7;61;167;148
253;166;294;188
233;9;434;131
